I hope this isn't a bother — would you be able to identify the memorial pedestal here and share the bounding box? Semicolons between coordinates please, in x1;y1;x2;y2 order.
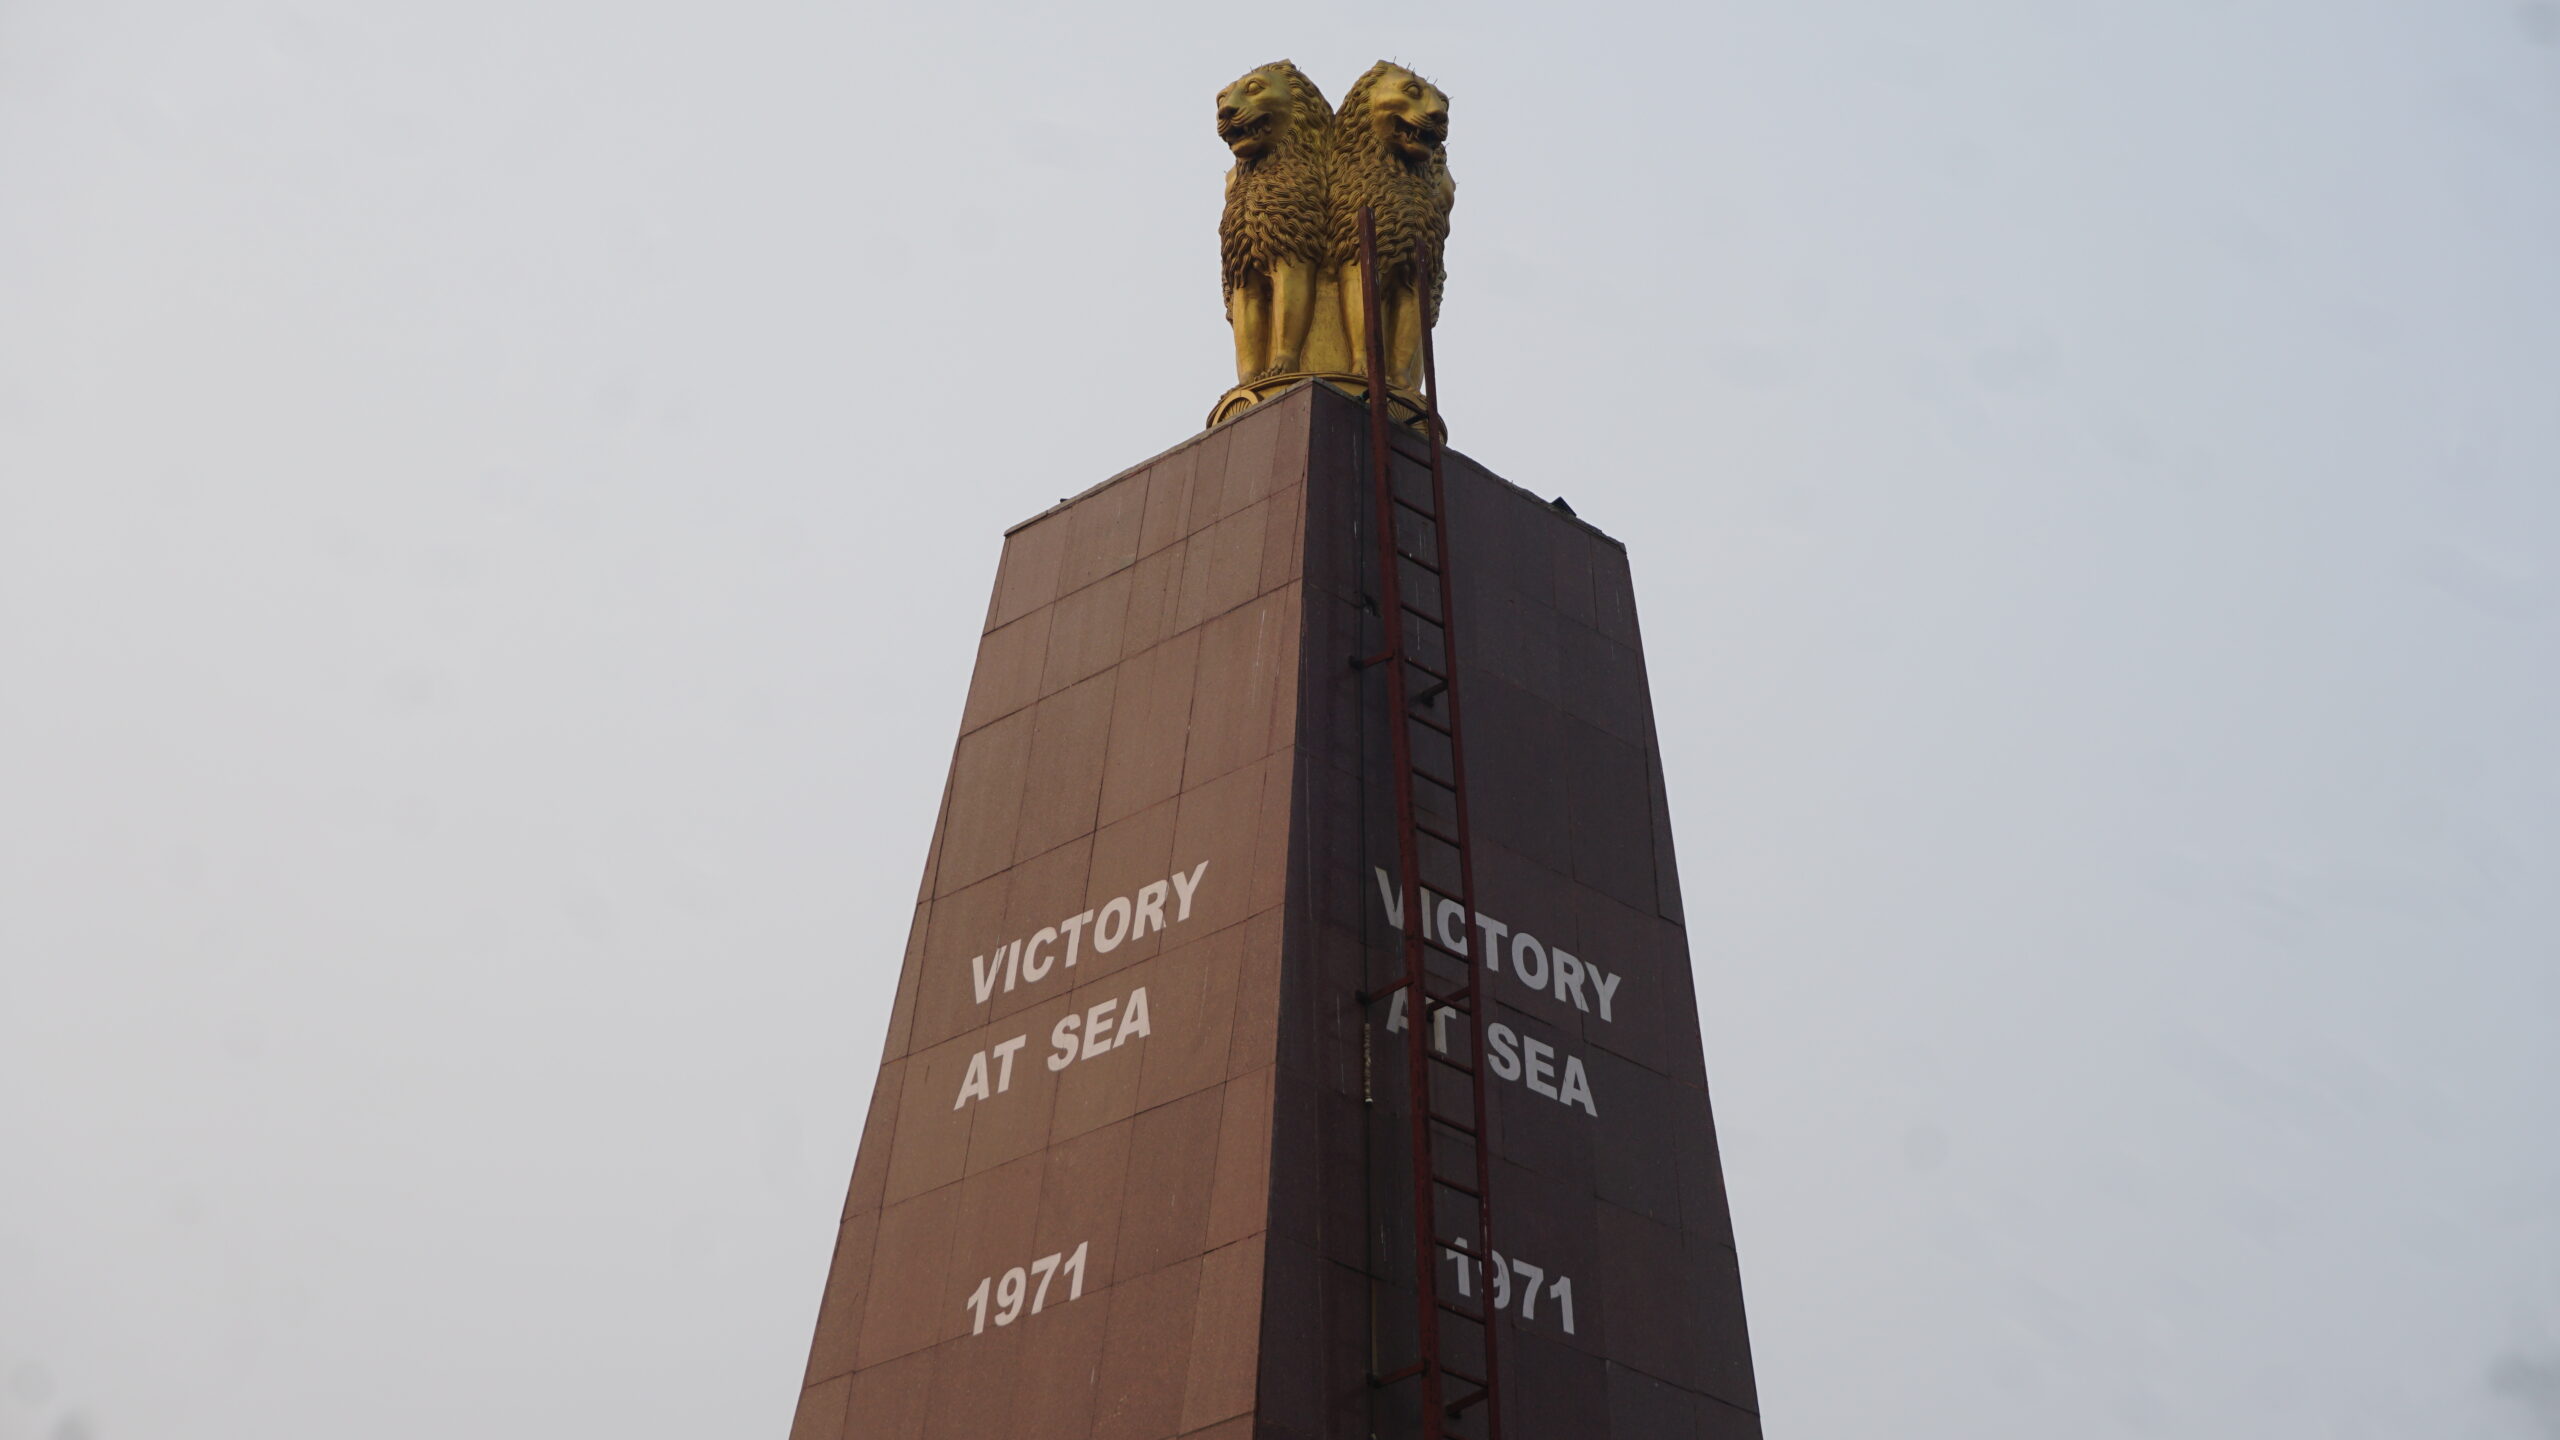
790;383;1760;1440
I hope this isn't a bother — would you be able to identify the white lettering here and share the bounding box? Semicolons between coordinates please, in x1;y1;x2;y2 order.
1522;1035;1558;1099
1558;1055;1597;1116
1552;948;1590;1011
1081;998;1119;1059
1022;927;1059;983
1512;932;1549;990
971;950;1005;1005
956;1050;992;1108
1171;861;1210;922
992;1035;1027;1092
1134;881;1169;938
1385;986;1409;1033
1368;870;1634;1029
1048;1015;1081;1071
1487;1021;1521;1080
1374;867;1406;931
1002;937;1023;993
1094;896;1133;953
1436;896;1469;953
1059;910;1094;968
1115;986;1151;1046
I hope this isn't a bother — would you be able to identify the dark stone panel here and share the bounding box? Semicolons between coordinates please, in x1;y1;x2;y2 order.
1481;997;1598;1184
1553;526;1601;630
1462;671;1573;877
1583;1048;1684;1227
1593;1200;1697;1393
1503;1330;1610;1440
1680;1241;1759;1413
1560;619;1652;748
1671;1082;1738;1250
1561;714;1660;913
1697;1391;1766;1439
1482;1158;1608;1359
1574;887;1700;1081
1606;1361;1700;1440
1474;584;1564;706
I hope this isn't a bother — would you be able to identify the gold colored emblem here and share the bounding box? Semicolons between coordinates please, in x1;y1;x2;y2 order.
1210;61;1454;429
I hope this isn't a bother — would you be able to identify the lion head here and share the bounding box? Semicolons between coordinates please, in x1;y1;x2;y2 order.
1335;61;1449;170
1215;60;1330;162
1325;61;1455;279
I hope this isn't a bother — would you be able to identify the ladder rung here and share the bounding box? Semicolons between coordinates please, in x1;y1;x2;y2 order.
1427;1112;1480;1136
1447;1385;1491;1416
1369;1360;1424;1388
1405;657;1448;682
1414;818;1460;847
1426;1050;1476;1074
1436;1299;1487;1322
1397;550;1441;574
1432;1175;1484;1199
1356;977;1414;1005
1412;764;1456;790
1392;491;1439;520
1443;1366;1487;1388
1408;710;1453;737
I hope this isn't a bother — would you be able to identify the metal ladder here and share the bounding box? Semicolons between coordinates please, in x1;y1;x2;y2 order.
1355;207;1504;1440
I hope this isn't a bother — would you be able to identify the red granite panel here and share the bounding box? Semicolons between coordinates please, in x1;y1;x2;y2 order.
1138;446;1197;558
1015;673;1117;863
1090;1257;1204;1440
1113;1084;1226;1278
881;1031;980;1206
1098;631;1201;828
922;1327;1023;1440
1178;1235;1265;1433
964;606;1054;733
1173;500;1271;633
1183;587;1292;789
1130;921;1244;1111
788;1375;850;1440
1059;473;1148;595
804;1209;882;1385
856;1185;963;1368
841;1059;902;1220
1044;570;1134;697
842;1346;933;1439
935;709;1034;896
1121;540;1187;659
993;513;1070;631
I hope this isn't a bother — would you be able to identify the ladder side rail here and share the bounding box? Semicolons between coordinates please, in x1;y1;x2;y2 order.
1416;232;1502;1440
1358;206;1448;1438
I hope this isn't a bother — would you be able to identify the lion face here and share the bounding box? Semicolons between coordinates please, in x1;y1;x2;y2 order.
1216;64;1305;159
1363;65;1448;163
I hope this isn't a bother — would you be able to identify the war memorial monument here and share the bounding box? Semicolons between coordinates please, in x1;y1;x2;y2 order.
786;61;1761;1440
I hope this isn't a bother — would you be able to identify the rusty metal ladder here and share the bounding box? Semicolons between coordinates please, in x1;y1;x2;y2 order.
1354;206;1504;1440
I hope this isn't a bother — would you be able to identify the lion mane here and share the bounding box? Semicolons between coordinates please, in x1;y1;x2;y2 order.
1219;61;1332;304
1325;61;1454;309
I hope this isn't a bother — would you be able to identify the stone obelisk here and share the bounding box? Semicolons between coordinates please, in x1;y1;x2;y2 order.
786;383;1761;1440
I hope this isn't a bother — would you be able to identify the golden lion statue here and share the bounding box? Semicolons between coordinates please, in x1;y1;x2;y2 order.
1216;61;1332;383
1325;61;1453;393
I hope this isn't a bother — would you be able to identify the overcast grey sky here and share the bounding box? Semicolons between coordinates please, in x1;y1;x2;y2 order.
3;1;2555;1437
